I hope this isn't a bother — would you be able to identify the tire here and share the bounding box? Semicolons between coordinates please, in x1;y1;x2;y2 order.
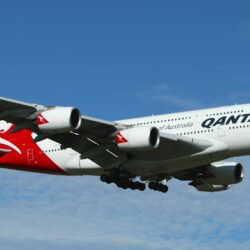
122;181;129;189
100;175;107;183
139;183;146;191
130;182;137;190
160;185;168;193
116;182;122;188
148;182;156;190
106;178;112;184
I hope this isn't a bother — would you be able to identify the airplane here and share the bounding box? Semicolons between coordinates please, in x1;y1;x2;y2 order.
0;97;247;193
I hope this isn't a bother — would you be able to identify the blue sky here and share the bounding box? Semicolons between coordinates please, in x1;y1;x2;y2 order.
0;1;250;249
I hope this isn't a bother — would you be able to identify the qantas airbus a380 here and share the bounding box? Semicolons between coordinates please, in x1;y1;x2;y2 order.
0;97;247;193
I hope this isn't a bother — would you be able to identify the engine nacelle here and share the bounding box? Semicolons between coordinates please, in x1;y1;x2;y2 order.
205;162;244;185
191;162;244;192
116;127;160;151
37;107;81;133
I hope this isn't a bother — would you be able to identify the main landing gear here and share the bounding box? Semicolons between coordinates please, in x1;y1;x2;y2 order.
100;171;168;193
148;182;168;193
100;174;146;191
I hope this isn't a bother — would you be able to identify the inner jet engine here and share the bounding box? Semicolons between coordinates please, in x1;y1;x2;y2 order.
116;127;160;151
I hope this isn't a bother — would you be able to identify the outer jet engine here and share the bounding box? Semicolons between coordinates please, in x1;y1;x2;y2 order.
37;107;81;133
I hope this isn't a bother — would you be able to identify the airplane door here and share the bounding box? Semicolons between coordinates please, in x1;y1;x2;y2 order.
27;148;34;165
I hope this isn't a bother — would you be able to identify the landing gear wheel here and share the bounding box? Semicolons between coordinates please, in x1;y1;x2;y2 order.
160;185;168;193
116;181;123;188
100;168;147;192
134;181;140;189
130;182;137;190
121;180;129;189
100;175;108;183
138;183;146;191
148;182;168;193
106;178;112;184
148;182;156;190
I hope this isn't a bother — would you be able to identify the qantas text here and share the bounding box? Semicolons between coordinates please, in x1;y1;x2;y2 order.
201;114;250;129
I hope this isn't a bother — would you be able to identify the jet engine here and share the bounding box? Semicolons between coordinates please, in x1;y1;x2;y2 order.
116;127;160;151
205;162;244;185
191;162;244;192
37;107;81;133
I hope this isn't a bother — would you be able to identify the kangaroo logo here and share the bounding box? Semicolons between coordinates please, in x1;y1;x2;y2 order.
37;114;49;125
116;132;128;144
0;137;22;155
0;121;21;154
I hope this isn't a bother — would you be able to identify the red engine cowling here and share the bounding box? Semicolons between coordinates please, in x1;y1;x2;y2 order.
37;107;81;133
116;127;160;151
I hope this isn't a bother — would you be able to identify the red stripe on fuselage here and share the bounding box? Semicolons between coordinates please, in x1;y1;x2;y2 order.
0;125;66;175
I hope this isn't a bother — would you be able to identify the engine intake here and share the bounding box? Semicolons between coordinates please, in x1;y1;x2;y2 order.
37;107;81;133
234;163;244;183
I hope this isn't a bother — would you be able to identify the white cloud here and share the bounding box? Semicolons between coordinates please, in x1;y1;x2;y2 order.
0;157;250;249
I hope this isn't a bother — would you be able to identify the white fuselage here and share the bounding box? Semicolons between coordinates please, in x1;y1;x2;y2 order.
37;104;250;176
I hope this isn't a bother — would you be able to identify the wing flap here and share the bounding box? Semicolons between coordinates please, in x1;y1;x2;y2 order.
51;132;125;169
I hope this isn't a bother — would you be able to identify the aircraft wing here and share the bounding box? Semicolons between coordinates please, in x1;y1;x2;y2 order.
77;114;118;137
0;97;41;123
0;97;118;136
